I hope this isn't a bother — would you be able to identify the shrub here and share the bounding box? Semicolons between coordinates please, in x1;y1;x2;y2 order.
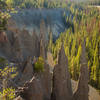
0;66;17;100
0;57;7;64
34;57;44;73
0;88;15;100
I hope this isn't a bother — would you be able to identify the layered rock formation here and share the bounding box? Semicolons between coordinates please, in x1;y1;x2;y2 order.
52;44;73;100
72;40;89;100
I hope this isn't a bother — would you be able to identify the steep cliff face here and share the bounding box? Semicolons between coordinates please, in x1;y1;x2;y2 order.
8;8;67;39
0;8;68;61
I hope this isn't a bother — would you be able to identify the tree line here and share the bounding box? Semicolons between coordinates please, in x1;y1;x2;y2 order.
3;0;68;8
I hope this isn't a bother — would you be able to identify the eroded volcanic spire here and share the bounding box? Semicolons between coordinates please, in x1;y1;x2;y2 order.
72;40;89;100
52;44;73;100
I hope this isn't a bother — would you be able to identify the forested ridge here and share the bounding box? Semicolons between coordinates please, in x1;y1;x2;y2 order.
0;0;100;100
48;5;100;90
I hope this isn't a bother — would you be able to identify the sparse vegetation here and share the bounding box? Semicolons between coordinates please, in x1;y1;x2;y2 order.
0;88;15;100
0;66;17;100
50;4;100;90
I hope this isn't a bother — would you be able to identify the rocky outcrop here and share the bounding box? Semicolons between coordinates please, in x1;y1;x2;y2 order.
52;44;73;100
8;9;67;39
39;19;47;59
0;28;40;61
42;62;52;100
18;57;33;86
32;29;40;57
17;77;43;100
0;31;8;43
36;62;52;100
12;41;90;100
17;28;40;59
37;24;52;100
40;19;46;44
72;40;89;100
0;31;12;59
12;32;23;62
47;52;55;68
14;96;24;100
40;38;46;59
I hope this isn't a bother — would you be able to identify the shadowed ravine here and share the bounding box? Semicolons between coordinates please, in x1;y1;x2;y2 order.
0;8;69;61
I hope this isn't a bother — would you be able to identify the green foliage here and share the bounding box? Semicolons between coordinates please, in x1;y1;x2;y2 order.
0;0;17;31
50;4;100;90
34;57;44;72
0;88;15;100
89;0;100;5
3;0;70;9
6;0;14;7
0;57;8;64
0;0;99;91
0;67;18;79
0;66;17;100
